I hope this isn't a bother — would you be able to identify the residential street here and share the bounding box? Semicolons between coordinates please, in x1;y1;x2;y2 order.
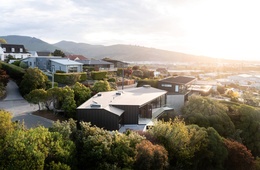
0;80;53;128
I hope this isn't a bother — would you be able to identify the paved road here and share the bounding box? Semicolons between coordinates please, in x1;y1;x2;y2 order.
0;80;53;128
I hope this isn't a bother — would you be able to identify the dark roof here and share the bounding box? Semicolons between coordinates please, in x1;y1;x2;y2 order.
102;58;128;64
1;44;28;53
77;59;113;65
65;54;88;60
160;76;197;85
37;51;52;56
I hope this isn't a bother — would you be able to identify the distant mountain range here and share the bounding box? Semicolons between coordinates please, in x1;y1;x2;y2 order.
1;35;218;63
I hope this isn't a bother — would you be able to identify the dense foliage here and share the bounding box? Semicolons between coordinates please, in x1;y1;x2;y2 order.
19;67;49;96
0;61;25;84
54;73;87;85
91;71;108;80
0;109;258;169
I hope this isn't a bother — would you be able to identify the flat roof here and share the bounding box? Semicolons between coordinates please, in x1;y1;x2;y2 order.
160;76;196;85
50;59;83;65
78;86;167;110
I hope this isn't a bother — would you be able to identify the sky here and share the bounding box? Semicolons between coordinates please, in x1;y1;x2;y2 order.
1;0;260;61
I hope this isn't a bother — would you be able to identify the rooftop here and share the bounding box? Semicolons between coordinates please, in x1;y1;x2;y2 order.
78;86;167;110
77;59;113;65
50;59;83;65
65;54;88;60
160;76;196;85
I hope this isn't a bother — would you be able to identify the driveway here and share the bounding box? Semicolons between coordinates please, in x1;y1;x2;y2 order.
0;80;53;128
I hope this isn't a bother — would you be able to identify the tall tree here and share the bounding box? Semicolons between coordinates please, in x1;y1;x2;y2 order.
72;82;91;106
182;95;236;139
19;67;48;96
91;80;111;94
25;89;47;110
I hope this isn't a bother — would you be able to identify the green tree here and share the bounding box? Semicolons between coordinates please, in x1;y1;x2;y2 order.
52;49;65;57
61;86;77;117
25;89;47;110
19;67;48;96
0;110;14;138
147;119;196;168
182;95;236;139
91;80;111;94
72;82;91;106
227;104;260;157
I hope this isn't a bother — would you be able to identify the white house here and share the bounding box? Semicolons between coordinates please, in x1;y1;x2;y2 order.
0;44;31;61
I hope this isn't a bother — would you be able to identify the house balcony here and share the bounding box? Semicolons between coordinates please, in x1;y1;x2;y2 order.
138;107;174;125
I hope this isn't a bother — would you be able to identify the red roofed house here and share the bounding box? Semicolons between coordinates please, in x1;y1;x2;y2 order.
65;54;88;61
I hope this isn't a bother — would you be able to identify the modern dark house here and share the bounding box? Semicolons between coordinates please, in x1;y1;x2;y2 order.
77;85;170;131
102;58;129;68
158;76;197;111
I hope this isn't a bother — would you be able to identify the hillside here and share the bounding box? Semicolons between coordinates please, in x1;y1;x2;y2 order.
0;35;216;63
54;41;215;63
0;35;61;52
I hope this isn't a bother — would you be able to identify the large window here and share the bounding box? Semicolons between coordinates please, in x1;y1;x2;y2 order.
20;48;23;52
68;66;78;72
11;48;15;52
162;84;172;87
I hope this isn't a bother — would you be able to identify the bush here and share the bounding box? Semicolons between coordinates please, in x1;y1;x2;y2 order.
137;79;158;88
0;61;25;84
91;71;107;80
107;77;116;82
54;73;87;85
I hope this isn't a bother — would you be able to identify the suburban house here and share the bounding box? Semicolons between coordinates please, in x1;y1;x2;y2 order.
50;59;83;73
77;85;171;131
102;58;129;68
65;54;88;61
0;44;31;61
23;57;83;73
158;76;197;112
77;59;115;71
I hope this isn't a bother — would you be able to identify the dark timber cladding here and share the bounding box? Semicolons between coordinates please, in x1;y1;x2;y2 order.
77;109;121;131
113;105;139;124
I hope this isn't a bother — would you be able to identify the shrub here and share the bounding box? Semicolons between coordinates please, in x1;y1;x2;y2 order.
54;73;87;85
0;61;25;84
137;79;158;88
91;71;107;80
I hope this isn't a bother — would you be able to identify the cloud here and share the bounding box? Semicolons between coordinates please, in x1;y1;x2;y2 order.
1;0;260;60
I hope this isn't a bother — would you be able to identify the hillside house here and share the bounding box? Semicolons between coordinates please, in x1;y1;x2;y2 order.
78;59;115;71
158;76;197;112
0;44;31;61
77;85;170;131
102;58;129;68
